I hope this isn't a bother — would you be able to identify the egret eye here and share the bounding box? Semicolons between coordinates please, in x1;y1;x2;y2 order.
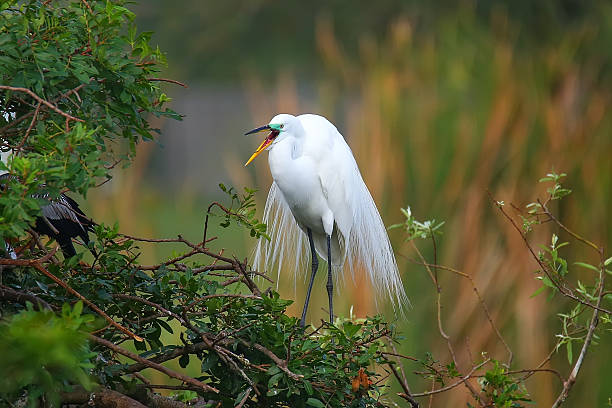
280;124;284;129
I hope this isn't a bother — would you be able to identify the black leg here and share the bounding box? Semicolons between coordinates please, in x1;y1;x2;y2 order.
300;228;319;327
326;234;333;324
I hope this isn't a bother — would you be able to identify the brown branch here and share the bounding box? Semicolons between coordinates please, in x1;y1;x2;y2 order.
235;386;253;408
380;351;419;362
113;293;183;323
405;258;514;366
0;85;84;122
213;321;257;346
252;342;304;380
147;77;187;88
0;82;90;134
90;335;219;394
499;368;564;383
139;248;200;270
31;262;144;341
0;250;143;342
409;241;483;404
80;0;93;13
488;192;611;314
538;199;600;253
120;233;214;245
14;101;41;151
234;255;261;296
124;341;210;373
389;361;419;407
61;389;147;408
409;359;490;398
185;293;260;311
552;250;606;407
0;284;52;310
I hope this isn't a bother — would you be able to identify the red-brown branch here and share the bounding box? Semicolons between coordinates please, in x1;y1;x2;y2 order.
0;249;143;342
0;85;84;122
90;335;219;394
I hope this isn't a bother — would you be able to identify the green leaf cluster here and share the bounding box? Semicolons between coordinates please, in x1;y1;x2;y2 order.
0;302;95;407
388;206;444;241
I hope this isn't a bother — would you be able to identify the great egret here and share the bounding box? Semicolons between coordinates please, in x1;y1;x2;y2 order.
0;172;96;258
244;113;407;326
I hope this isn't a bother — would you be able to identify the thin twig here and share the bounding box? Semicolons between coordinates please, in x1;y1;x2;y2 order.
551;250;606;407
90;335;219;394
0;85;84;122
409;241;483;404
409;359;490;398
14;101;41;151
147;77;188;88
0;250;143;342
235;386;252;408
405;258;514;366
0;284;52;310
488;192;611;315
389;361;419;407
252;342;304;380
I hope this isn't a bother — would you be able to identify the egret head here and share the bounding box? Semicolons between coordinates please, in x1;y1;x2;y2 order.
244;114;298;166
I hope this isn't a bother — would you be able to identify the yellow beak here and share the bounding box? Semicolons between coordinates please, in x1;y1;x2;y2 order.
244;124;276;166
244;136;273;166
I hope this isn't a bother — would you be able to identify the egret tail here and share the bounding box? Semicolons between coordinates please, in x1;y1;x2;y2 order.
253;181;408;316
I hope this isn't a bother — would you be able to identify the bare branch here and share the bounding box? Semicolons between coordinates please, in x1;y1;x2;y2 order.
0;85;84;123
90;335;219;394
552;252;606;407
0;250;143;342
147;77;188;88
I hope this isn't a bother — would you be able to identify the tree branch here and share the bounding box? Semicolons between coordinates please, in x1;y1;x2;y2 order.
0;85;84;123
90;334;219;394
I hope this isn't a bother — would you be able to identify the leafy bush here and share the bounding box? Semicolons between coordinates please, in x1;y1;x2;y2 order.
0;302;94;406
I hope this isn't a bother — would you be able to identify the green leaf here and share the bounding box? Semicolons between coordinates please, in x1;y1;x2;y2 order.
529;285;546;298
574;262;600;273
303;380;314;395
268;372;284;388
201;352;218;371
343;322;360;338
306;398;326;407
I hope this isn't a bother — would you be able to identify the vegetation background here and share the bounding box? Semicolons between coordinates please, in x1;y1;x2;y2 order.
85;1;612;405
1;0;610;406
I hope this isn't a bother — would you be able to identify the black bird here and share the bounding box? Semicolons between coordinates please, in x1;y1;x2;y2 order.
0;174;96;258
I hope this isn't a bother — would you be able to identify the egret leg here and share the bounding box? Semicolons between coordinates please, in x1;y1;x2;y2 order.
326;234;333;324
300;228;319;327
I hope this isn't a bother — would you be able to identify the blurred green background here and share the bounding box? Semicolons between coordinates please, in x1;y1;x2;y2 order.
85;1;611;405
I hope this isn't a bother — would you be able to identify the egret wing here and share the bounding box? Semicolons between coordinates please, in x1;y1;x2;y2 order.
301;115;409;311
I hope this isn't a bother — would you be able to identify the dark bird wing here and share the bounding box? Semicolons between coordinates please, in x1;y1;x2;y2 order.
36;191;97;257
1;174;97;257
